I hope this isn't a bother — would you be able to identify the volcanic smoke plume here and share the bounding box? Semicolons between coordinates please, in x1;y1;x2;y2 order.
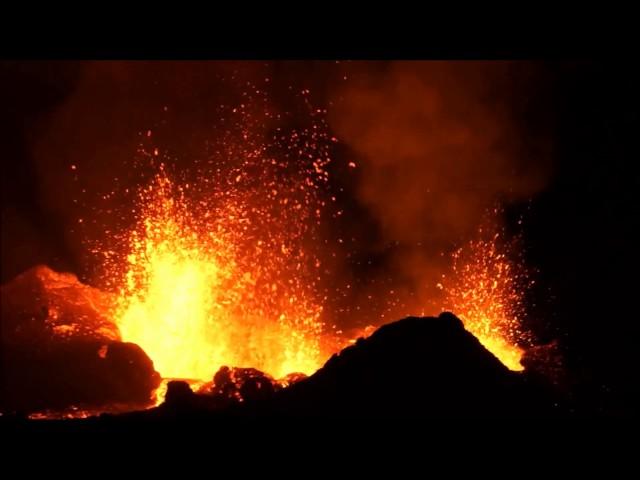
326;62;552;367
0;61;557;417
329;62;549;288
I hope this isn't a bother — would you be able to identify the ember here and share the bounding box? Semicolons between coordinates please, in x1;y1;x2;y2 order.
111;169;326;380
2;60;634;421
98;99;339;382
440;217;533;371
0;62;551;420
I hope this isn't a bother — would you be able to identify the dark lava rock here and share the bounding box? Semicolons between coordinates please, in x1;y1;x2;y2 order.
134;312;564;420
1;265;161;414
164;381;197;408
211;366;277;404
240;312;565;418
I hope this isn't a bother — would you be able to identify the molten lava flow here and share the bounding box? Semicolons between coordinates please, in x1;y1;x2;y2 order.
440;224;532;371
111;169;326;381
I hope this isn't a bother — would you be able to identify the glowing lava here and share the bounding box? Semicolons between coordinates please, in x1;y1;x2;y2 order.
440;222;532;371
112;170;327;380
92;88;532;380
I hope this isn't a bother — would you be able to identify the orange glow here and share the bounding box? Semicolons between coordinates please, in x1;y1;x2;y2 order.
440;223;532;371
28;408;93;420
86;89;533;384
111;169;326;381
110;169;531;380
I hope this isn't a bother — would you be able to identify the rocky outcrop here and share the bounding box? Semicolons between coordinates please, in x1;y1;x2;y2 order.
1;265;160;413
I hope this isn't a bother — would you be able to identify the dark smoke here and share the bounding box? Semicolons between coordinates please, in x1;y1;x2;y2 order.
326;61;552;319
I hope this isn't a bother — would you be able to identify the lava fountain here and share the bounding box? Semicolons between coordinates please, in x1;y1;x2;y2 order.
439;218;533;371
105;171;532;380
89;95;532;382
96;96;340;381
109;167;329;380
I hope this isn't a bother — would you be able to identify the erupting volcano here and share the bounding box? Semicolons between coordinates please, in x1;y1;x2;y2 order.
88;94;342;385
110;170;326;381
104;167;531;385
3;134;536;415
2;61;568;422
